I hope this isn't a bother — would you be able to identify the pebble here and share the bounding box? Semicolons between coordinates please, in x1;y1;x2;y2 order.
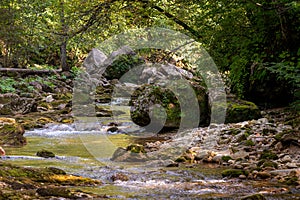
281;155;292;163
286;162;298;169
239;174;247;179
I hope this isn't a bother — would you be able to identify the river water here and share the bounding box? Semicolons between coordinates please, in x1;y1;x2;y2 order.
2;122;299;199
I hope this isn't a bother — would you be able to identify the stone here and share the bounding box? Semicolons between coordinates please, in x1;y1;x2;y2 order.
37;187;71;198
221;169;248;178
241;193;266;200
107;126;118;133
111;173;129;182
0;93;37;115
83;48;107;75
239;174;247;179
45;95;54;103
111;145;148;162
256;171;271;179
130;79;209;129
225;98;261;123
281;155;292;163
286;162;298;169
0;118;26;146
36;150;55;158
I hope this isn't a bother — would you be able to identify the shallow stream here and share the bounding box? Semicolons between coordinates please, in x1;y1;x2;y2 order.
2;122;299;199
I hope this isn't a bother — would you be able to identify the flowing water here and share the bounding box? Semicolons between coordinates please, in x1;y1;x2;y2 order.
2;123;299;199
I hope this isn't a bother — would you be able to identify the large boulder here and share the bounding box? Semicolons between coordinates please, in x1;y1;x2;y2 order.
0;93;37;115
225;97;262;123
0;118;26;146
129;64;210;129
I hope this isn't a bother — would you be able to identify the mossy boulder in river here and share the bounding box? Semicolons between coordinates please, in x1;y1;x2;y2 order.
225;97;261;123
0;117;26;146
36;149;55;158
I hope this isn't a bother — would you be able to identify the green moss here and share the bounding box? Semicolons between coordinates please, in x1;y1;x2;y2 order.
284;176;299;186
262;161;278;169
225;99;261;123
274;130;293;141
260;150;278;160
36;149;55;158
227;128;241;135
221;169;248;178
126;144;146;153
244;140;255;146
221;156;233;162
262;128;277;135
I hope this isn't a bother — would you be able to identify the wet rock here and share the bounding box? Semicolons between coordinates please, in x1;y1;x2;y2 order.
175;156;187;163
107;126;118;133
166;162;179;167
36;150;55;158
126;144;146;153
0;118;26;146
111;173;129;182
111;145;148;162
37;187;72;198
241;193;266;200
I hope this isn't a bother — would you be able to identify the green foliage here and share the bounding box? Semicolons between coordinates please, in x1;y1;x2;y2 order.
0;78;16;93
221;155;232;162
0;0;299;106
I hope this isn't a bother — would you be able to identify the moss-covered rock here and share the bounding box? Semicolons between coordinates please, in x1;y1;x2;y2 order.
0;161;101;199
36;149;55;158
221;155;233;162
126;144;146;153
130;81;209;129
36;187;72;198
221;169;248;178
260;150;278;160
0;117;26;146
111;144;149;162
225;98;261;123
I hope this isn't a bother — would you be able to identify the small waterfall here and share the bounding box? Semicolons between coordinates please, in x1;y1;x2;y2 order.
24;123;106;137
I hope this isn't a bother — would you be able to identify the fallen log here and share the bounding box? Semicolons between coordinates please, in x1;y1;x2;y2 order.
0;68;61;77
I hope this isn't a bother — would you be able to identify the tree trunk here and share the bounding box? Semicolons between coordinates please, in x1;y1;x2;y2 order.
60;38;69;72
60;0;69;72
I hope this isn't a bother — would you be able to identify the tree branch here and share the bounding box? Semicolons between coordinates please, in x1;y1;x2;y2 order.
152;5;203;40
